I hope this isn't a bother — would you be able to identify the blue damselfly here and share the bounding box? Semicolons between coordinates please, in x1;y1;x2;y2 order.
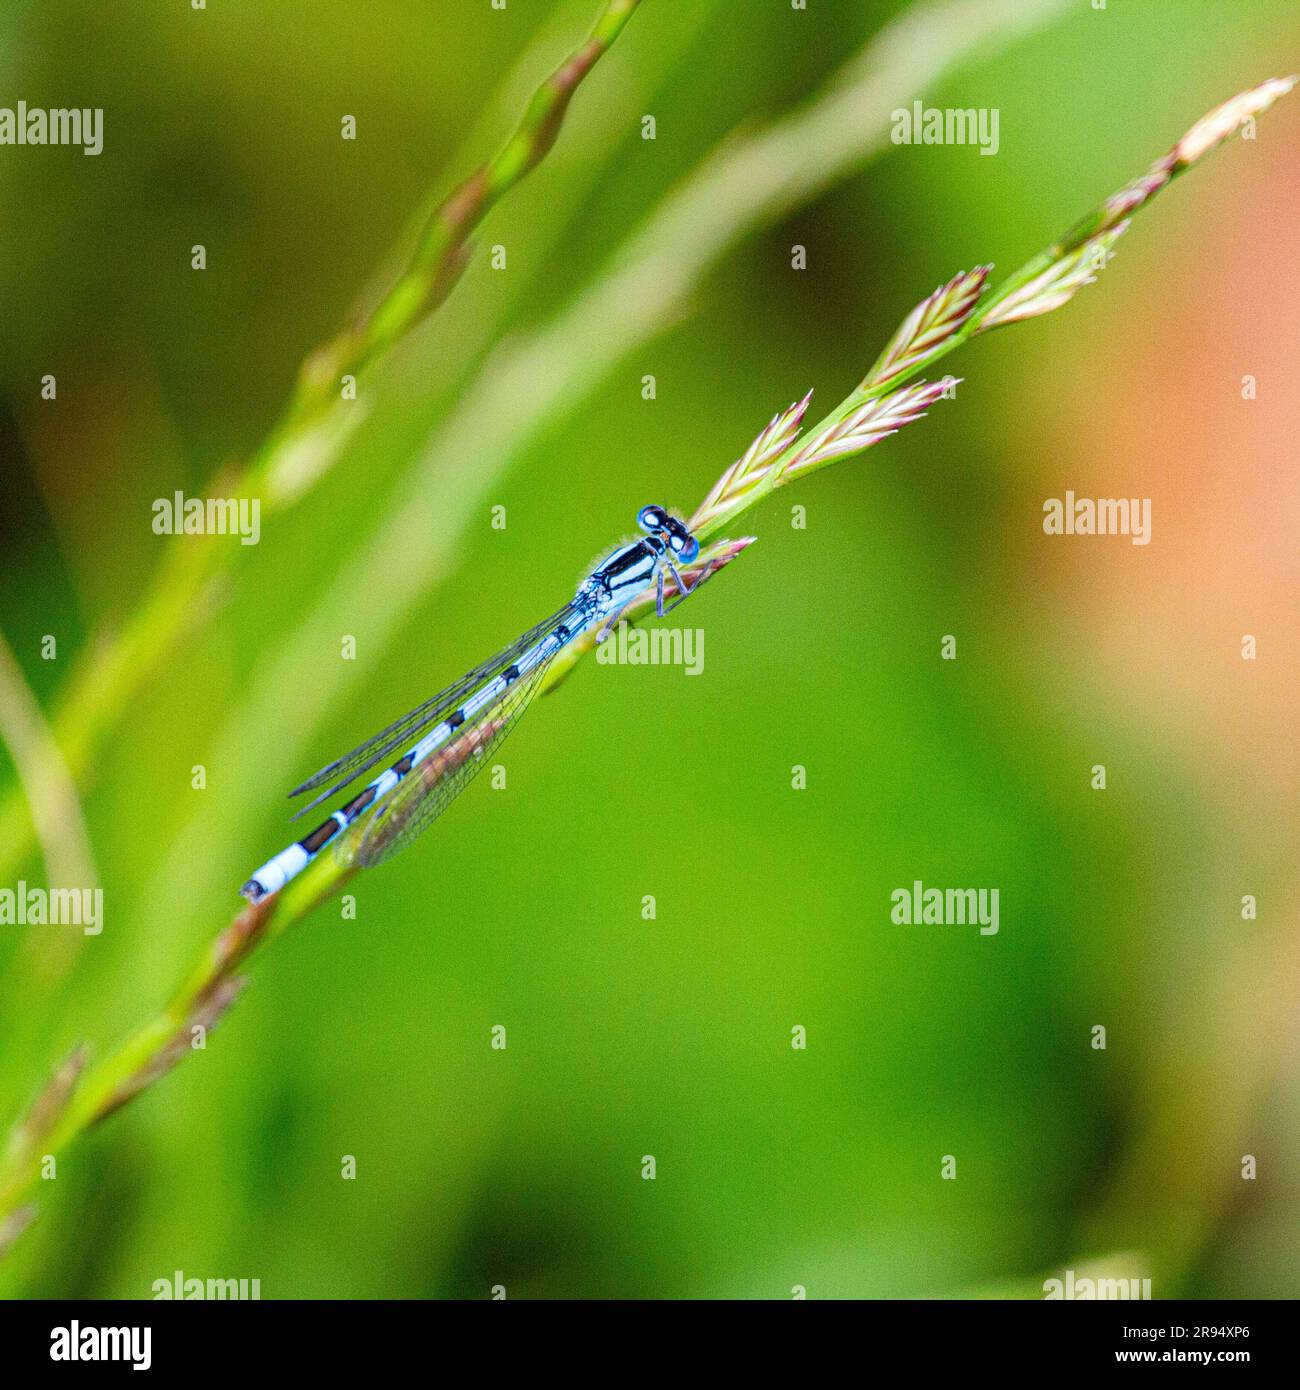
241;507;708;902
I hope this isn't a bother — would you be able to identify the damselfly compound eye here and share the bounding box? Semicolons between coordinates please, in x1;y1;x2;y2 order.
657;513;699;561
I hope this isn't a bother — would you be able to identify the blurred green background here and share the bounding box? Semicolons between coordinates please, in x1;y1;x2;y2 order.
0;0;1296;1298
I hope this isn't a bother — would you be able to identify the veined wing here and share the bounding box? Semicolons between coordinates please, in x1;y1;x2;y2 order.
289;600;578;819
335;654;552;871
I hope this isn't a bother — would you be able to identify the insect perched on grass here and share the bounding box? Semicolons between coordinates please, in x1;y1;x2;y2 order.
241;506;709;901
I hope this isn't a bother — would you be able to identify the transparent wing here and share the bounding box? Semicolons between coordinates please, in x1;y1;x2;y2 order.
334;655;552;870
289;601;577;820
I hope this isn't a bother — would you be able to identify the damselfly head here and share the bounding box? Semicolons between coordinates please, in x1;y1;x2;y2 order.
637;504;700;562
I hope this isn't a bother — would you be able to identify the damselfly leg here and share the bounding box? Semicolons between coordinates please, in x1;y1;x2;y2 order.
660;551;714;616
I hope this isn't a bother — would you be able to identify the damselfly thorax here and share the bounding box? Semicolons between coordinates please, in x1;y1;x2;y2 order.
241;505;709;903
581;504;701;621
